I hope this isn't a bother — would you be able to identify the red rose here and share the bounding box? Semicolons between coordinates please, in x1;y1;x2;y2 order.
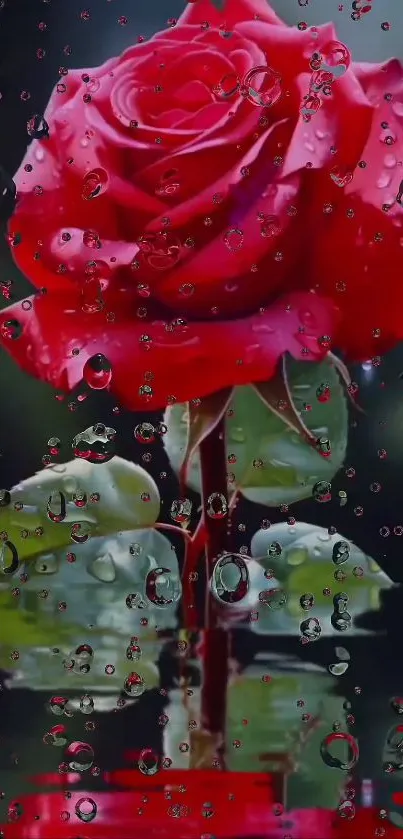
1;0;401;409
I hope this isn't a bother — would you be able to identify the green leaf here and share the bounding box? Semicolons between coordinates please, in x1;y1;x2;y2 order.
179;388;232;488
226;661;348;809
0;457;160;566
210;0;226;9
249;521;393;636
0;528;179;689
163;357;348;507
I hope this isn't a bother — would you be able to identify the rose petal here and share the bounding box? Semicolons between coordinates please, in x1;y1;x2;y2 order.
304;59;403;360
179;0;283;28
0;291;338;410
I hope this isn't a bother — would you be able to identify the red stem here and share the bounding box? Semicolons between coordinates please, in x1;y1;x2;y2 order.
182;516;206;629
198;416;230;751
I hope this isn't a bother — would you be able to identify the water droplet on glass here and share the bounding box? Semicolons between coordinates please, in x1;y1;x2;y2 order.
27;114;49;139
80;694;94;714
82;168;108;200
332;541;350;565
34;554;58;574
224;228;244;252
320;731;359;770
211;554;249;605
0;318;22;340
138;747;159;775
123;671;145;697
338;799;356;820
72;423;116;464
170;498;192;524
71;521;92;544
329;662;349;676
206;492;228;519
83;353;112;390
48;696;67;716
145;567;181;607
0;540;19;575
75;797;97;823
300;592;315;610
242;65;282;107
66;740;94;772
47;491;67;523
214;72;240;99
300;617;322;640
312;480;332;502
134;422;155;443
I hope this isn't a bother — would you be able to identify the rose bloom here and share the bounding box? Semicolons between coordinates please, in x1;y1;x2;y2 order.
2;771;399;838
1;0;403;409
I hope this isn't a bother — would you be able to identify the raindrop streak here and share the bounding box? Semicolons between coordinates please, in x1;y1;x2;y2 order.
320;732;359;770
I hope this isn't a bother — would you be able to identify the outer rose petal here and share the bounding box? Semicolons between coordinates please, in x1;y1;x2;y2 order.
306;58;403;360
179;0;283;27
0;291;337;410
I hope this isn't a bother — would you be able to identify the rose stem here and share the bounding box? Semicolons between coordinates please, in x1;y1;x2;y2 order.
198;415;230;762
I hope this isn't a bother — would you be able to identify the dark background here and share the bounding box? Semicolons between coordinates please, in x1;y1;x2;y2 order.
0;0;402;823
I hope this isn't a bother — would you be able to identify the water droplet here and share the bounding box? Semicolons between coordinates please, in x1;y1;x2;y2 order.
206;492;228;519
66;741;94;772
138;747;159;775
211;554;249;605
170;498;192;524
242;65;282;107
320;731;359;770
123;672;145;697
300;617;321;640
214;72;240;99
47;491;67;523
145;567;181;607
71;521;92;544
88;553;116;583
75;797;97;823
48;696;67;715
83;353;112;390
27;114;49;140
332;541;350;565
72;423;116;464
82;168;108;200
134;422;155;443
312;480;332;502
329;662;349;676
224;228;244;252
80;694;94;714
0;540;19;575
0;319;22;340
34;554;58;574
